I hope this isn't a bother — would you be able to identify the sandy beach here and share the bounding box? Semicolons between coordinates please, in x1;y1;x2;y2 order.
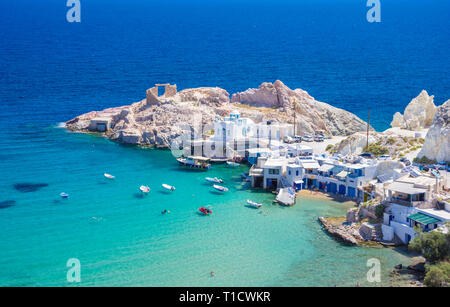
297;189;357;206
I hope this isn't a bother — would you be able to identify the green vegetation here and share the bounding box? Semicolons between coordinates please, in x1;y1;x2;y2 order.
409;224;450;287
409;228;449;263
424;262;450;287
204;129;214;136
413;156;437;165
386;137;396;145
374;204;385;219
418;138;425;144
325;144;334;151
363;144;389;157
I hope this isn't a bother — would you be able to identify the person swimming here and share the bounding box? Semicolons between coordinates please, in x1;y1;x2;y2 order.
211;270;215;277
161;209;167;214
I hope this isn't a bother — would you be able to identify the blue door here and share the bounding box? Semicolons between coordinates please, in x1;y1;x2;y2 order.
339;185;346;195
347;187;356;198
405;234;411;244
328;183;337;194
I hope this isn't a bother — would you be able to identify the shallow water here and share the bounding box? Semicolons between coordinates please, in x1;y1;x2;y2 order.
0;128;414;286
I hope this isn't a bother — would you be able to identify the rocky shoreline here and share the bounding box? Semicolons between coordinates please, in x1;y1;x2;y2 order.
66;82;449;163
66;80;370;148
318;217;361;245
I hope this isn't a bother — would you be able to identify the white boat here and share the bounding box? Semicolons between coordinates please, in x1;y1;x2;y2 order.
246;200;262;208
213;184;229;192
140;185;150;193
226;161;240;167
60;192;69;199
104;173;115;179
205;177;223;184
162;184;175;191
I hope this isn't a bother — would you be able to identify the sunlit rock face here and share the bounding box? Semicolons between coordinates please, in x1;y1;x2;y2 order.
391;90;437;130
66;81;370;147
417;100;450;162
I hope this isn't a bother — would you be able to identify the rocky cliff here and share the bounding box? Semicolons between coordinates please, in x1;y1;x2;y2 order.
66;81;370;147
417;100;450;162
391;90;437;130
231;80;370;136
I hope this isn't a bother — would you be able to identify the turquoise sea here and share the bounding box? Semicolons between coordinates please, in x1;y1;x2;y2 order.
2;0;447;286
0;127;414;286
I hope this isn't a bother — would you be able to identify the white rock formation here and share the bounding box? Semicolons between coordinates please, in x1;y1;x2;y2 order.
231;80;370;136
66;81;370;147
391;90;437;130
332;132;378;155
417;100;449;162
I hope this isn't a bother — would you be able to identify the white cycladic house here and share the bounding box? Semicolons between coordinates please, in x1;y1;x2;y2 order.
212;111;255;142
253;121;293;142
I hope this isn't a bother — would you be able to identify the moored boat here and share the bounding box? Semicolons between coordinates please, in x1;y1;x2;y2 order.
199;207;213;215
60;192;69;199
104;173;115;179
205;177;223;184
140;185;150;193
226;161;240;167
162;184;175;191
177;156;211;170
246;200;262;208
213;184;228;192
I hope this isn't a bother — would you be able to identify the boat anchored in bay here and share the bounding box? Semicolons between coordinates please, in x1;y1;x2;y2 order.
213;184;229;192
177;156;211;170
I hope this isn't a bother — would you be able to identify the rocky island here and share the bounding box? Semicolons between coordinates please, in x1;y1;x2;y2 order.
66;80;370;147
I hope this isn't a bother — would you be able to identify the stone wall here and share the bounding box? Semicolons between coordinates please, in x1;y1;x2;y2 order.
146;83;177;105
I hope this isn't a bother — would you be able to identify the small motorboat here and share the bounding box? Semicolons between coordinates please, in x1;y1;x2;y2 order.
226;161;240;167
162;184;175;191
241;173;250;182
139;185;150;193
199;207;213;215
246;200;262;209
205;177;223;184
60;192;69;199
104;173;115;179
213;184;229;192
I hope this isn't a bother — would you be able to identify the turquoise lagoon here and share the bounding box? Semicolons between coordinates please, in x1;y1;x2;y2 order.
0;126;415;286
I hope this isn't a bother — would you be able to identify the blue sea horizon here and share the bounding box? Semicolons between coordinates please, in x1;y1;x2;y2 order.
0;0;447;286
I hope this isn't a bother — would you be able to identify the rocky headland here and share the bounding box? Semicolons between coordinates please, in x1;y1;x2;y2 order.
417;100;449;162
328;90;449;162
66;81;370;147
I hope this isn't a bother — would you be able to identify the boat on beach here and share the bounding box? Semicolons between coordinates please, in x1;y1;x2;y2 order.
199;207;213;215
104;173;115;179
276;187;296;206
140;185;150;193
177;156;211;170
226;161;240;167
162;184;175;191
246;200;262;208
205;177;223;184
213;184;229;192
